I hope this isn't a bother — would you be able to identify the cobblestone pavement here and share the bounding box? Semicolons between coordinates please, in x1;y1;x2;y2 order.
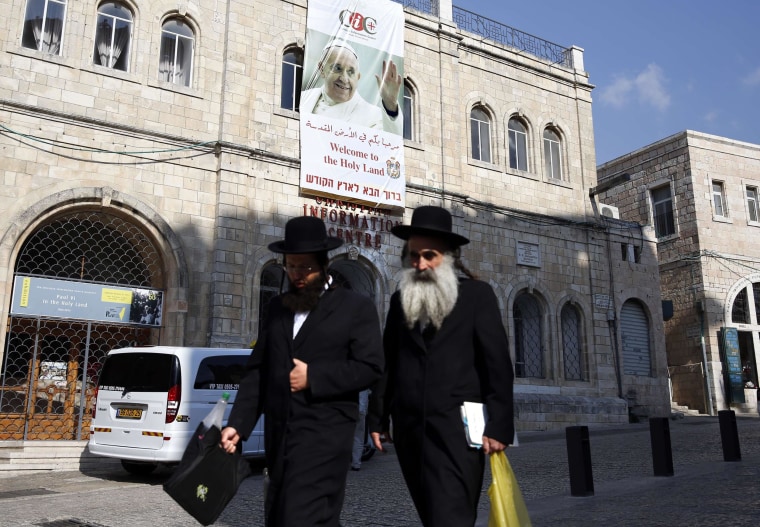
2;415;760;526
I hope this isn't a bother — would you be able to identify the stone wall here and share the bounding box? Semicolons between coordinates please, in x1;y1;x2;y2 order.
0;0;670;430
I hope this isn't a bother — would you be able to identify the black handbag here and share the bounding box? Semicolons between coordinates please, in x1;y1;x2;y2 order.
163;424;252;525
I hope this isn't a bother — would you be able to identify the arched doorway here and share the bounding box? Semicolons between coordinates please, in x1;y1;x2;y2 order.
1;210;165;440
728;280;760;391
620;299;652;376
329;258;376;301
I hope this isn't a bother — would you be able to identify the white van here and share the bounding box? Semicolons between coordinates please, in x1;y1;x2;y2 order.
88;346;265;475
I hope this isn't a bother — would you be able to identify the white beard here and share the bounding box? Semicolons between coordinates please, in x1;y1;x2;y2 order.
399;254;459;330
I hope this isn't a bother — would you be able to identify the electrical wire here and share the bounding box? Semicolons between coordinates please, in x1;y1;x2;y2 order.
0;122;215;156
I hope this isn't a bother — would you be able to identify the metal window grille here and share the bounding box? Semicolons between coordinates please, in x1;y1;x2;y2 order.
1;318;152;440
732;287;750;324
15;211;162;285
513;294;543;378
561;304;585;381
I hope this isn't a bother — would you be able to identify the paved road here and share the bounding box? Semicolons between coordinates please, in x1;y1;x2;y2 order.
2;415;760;526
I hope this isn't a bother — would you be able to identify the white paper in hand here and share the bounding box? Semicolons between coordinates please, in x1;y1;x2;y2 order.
461;402;487;448
460;401;519;448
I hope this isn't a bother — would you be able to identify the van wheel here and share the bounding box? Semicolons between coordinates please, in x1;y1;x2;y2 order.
121;460;158;476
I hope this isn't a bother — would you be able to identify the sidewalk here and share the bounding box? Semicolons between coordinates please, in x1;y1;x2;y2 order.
511;415;760;526
1;415;759;526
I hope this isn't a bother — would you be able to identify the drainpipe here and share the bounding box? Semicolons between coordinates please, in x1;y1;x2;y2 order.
698;301;715;415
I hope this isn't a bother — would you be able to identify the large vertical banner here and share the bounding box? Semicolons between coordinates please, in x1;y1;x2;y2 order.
721;327;745;404
300;0;405;210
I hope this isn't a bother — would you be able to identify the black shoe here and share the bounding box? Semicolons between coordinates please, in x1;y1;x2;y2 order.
351;466;360;471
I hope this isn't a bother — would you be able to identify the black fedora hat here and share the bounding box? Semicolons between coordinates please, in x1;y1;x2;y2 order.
268;216;343;254
391;206;469;247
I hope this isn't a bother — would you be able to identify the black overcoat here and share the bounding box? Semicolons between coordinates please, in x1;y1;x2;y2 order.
370;279;514;527
227;285;383;526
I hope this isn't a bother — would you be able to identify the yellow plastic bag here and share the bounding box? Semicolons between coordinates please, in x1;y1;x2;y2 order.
488;450;532;527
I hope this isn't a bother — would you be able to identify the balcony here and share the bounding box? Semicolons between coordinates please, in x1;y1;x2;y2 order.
392;0;574;69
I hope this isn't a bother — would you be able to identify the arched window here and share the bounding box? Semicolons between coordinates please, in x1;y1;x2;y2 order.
513;293;543;378
621;300;652;376
14;211;162;286
508;117;528;171
258;263;286;331
470;107;491;163
22;0;67;55
403;81;414;141
93;2;133;71
543;128;562;179
731;282;760;325
281;47;303;111
561;303;585;380
732;287;750;324
158;17;194;87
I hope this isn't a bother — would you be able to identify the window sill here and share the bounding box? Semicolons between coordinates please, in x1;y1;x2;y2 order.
404;138;424;151
467;158;502;172
712;215;733;224
748;221;760;228
544;176;573;189
10;47;76;69
274;107;299;120
86;64;141;85
506;167;539;181
655;233;679;243
147;79;202;98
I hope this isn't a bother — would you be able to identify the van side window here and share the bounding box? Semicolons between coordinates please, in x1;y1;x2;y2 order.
194;355;248;390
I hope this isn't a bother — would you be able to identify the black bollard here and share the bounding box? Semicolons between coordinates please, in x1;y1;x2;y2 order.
565;425;594;496
649;417;674;476
718;410;741;461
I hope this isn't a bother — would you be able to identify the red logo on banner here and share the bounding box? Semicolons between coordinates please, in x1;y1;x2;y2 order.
339;10;377;35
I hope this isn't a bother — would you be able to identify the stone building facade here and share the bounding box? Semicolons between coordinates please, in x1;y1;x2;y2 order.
597;130;760;415
0;0;669;445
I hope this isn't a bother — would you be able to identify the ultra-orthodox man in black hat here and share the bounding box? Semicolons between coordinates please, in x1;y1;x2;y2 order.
222;216;384;526
368;205;515;527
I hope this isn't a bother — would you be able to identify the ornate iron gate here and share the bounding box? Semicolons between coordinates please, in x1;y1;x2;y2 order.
1;210;164;440
1;317;153;440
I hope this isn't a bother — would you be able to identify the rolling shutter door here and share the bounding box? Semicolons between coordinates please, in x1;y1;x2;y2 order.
621;301;651;376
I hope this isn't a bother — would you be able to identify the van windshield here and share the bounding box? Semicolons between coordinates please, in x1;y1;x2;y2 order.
98;352;180;393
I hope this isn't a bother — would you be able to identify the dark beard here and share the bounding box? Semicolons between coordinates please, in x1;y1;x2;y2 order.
281;277;326;313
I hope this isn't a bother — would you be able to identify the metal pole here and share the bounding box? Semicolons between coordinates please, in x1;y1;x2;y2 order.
649;417;674;476
565;425;594;496
718;410;741;462
699;306;715;415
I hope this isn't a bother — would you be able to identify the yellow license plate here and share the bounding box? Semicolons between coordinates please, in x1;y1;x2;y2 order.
116;407;142;419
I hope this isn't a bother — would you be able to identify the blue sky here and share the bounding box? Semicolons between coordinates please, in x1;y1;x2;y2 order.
461;0;760;165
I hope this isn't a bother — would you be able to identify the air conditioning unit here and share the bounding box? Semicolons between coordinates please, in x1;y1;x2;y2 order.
599;203;620;219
